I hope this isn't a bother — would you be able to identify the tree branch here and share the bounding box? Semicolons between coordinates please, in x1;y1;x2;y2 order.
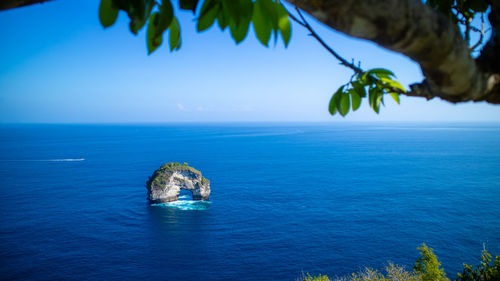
288;0;500;104
0;0;52;11
285;3;441;101
286;6;363;74
477;0;500;75
470;14;486;52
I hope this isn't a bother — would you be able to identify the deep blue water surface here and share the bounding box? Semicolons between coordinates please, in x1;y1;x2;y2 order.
1;123;499;280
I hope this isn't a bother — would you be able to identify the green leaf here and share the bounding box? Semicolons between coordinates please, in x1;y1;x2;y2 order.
376;93;383;113
277;4;291;47
147;13;162;54
217;8;229;30
357;74;366;84
369;87;382;113
109;0;126;10
259;0;279;43
389;92;400;104
158;1;174;31
252;0;272;46
259;0;278;28
349;89;362;111
146;2;174;54
169;17;181;51
229;17;251;44
361;73;378;86
222;0;243;24
197;0;219;31
129;19;143;34
226;0;253;43
338;92;350;117
239;0;254;20
199;0;216;17
328;86;344;115
465;0;489;12
364;68;395;80
328;98;338;115
127;0;155;35
180;0;199;13
99;0;119;28
380;77;405;92
352;80;366;98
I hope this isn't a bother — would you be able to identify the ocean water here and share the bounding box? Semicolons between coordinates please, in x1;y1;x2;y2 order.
0;123;499;280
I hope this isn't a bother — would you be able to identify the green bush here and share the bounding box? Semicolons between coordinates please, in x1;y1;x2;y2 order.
298;263;421;281
414;243;449;281
298;244;500;281
456;248;500;281
300;273;331;281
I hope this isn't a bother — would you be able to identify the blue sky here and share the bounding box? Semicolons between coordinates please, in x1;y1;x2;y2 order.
0;0;499;123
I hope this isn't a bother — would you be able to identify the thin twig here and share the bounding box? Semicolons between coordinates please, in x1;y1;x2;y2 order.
284;5;363;74
465;17;471;44
470;14;486;52
456;16;483;33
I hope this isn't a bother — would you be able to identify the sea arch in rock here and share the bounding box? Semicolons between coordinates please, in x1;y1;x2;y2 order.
146;163;210;203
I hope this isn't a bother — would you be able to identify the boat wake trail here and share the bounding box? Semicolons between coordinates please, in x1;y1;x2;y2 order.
1;158;85;162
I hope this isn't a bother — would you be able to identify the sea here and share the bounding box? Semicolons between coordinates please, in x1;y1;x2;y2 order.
0;123;499;281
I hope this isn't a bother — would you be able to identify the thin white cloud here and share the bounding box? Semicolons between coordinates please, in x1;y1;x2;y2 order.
195;106;203;111
177;103;185;111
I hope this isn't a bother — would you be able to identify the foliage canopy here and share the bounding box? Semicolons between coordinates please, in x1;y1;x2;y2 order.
301;244;500;281
98;0;496;116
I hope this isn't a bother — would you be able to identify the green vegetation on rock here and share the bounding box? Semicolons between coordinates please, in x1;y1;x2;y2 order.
159;162;202;174
146;162;209;189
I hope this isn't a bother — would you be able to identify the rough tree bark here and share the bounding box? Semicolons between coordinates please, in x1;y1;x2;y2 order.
1;0;499;104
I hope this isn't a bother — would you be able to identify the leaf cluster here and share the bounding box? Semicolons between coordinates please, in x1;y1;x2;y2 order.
301;244;500;281
99;0;291;54
328;68;404;117
456;249;500;281
414;243;449;281
99;1;408;118
300;244;446;281
300;263;422;281
198;0;290;46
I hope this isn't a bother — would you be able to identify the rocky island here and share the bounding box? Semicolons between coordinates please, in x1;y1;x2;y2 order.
146;162;210;203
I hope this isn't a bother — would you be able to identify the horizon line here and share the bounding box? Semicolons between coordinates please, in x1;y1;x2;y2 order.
1;120;500;125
